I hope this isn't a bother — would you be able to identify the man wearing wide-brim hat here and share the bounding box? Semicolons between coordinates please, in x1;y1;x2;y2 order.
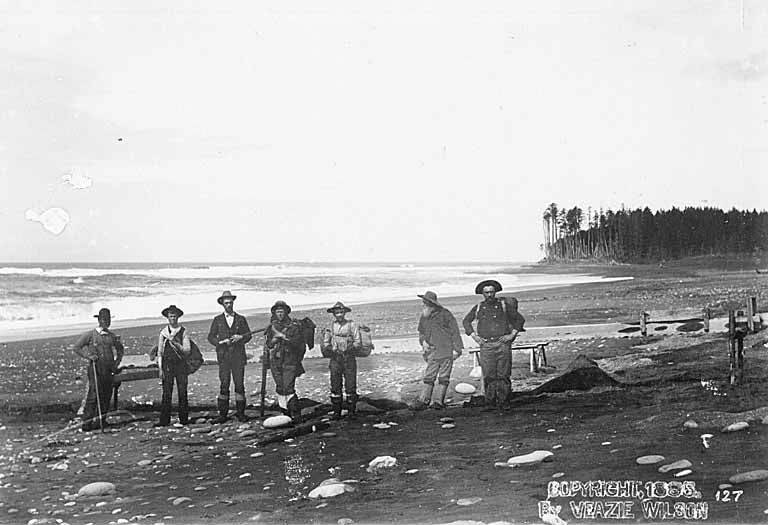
264;300;306;422
207;291;253;423
462;280;526;409
320;301;363;418
413;291;464;410
70;308;125;431
150;305;192;426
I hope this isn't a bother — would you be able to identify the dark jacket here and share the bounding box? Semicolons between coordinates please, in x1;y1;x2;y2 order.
463;296;525;339
207;312;252;359
72;328;125;376
418;307;464;360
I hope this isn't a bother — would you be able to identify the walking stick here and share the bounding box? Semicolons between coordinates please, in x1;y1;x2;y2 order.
92;360;104;433
260;346;268;418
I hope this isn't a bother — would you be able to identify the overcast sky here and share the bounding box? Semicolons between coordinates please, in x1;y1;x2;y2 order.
1;1;766;263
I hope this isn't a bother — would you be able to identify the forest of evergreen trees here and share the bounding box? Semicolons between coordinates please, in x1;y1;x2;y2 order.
541;204;768;263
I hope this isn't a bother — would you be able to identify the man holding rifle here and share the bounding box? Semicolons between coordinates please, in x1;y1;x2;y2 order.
207;291;253;423
264;301;305;423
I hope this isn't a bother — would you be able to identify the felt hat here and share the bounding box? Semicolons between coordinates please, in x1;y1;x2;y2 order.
474;279;503;295
327;301;352;313
93;307;111;319
161;304;184;318
217;290;237;305
417;290;443;308
270;300;292;315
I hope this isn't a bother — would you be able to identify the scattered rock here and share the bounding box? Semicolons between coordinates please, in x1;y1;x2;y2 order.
636;455;665;465
728;470;768;484
238;430;257;438
338;519;354;525
77;482;116;497
441;424;455;429
456;497;482;506
506;450;553;466
137;459;153;467
367;456;397;472
172;497;192;506
455;383;477;395
320;432;337;438
683;420;699;429
722;422;749;433
405;469;419;474
372;423;391;430
439;417;454;424
675;469;692;477
263;415;292;429
658;460;692;473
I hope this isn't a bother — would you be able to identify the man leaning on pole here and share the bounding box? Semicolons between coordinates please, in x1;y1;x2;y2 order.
462;280;525;409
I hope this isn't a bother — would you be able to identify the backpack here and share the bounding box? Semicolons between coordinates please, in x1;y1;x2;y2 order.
354;324;374;357
295;317;316;377
174;327;204;375
476;297;526;333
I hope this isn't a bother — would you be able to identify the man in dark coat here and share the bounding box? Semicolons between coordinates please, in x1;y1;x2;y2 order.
413;291;464;410
264;301;305;422
207;291;252;423
462;280;525;408
71;308;124;431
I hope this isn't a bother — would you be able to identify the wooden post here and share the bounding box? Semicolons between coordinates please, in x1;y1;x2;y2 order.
737;336;745;384
474;351;485;396
640;311;648;337
703;307;710;333
538;344;548;368
529;348;536;373
747;296;755;333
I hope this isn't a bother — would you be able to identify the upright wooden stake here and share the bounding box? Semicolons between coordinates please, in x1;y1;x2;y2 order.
747;296;756;333
703;307;710;333
728;310;736;386
640;311;648;337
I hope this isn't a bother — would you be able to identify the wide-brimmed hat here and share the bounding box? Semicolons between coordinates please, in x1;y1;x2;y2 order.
475;279;502;294
327;301;351;313
217;290;237;305
161;304;184;318
271;300;291;314
417;290;443;308
93;307;111;319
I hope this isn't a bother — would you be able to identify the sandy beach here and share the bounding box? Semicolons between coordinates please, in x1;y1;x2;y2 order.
1;257;768;524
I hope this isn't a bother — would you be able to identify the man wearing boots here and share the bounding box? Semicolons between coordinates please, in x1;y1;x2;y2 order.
264;301;305;422
150;305;191;427
71;308;124;431
207;291;252;423
414;291;463;410
462;280;525;409
320;301;362;419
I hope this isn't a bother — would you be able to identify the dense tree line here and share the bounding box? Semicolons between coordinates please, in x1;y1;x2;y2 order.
541;204;768;263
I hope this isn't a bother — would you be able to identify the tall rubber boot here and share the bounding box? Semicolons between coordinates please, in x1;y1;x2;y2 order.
431;383;448;410
287;396;301;424
413;383;433;411
330;396;343;419
213;398;229;424
346;393;359;418
235;400;248;422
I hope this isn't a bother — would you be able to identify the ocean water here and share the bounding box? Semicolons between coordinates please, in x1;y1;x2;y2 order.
0;262;629;335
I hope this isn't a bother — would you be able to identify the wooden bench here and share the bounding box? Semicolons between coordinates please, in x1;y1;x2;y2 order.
468;341;550;395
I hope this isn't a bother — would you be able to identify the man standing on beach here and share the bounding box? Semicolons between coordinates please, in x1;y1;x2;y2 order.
414;291;464;410
151;305;191;427
264;301;305;422
320;301;362;419
70;308;124;431
207;291;252;423
463;280;525;409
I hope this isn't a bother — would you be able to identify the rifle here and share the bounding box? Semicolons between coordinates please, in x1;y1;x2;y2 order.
218;325;269;345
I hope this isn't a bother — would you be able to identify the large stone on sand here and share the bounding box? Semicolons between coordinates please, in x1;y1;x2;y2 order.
308;478;355;499
529;355;620;395
507;450;553;466
77;482;116;497
728;470;768;484
263;415;292;429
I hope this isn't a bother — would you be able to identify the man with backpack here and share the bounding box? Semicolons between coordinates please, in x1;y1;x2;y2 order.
264;301;306;422
413;291;464;410
207;291;253;423
150;304;192;427
320;301;363;419
462;280;526;409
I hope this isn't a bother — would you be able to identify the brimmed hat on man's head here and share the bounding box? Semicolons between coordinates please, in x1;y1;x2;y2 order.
418;290;443;308
327;301;351;314
161;304;184;318
93;307;111;319
217;290;237;305
271;300;291;315
475;279;502;295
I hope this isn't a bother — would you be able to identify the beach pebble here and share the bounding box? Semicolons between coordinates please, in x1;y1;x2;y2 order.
636;455;665;465
367;456;397;472
454;383;476;395
238;430;257;438
507;450;553;466
320;432;337;438
722;422;749;433
439;417;454;424
137;459;153;467
658;460;692;473
552;472;565;478
728;470;768;484
194;486;206;491
456;497;482;506
263;415;292;429
172;497;191;506
372;423;391;429
675;469;693;477
405;469;419;474
190;426;212;435
441;424;455;429
683;420;699;429
552;445;562;450
77;482;116;497
718;484;732;490
308;479;355;499
250;452;264;458
338;519;354;525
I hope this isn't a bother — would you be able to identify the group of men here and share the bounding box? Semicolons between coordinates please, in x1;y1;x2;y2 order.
71;279;524;431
